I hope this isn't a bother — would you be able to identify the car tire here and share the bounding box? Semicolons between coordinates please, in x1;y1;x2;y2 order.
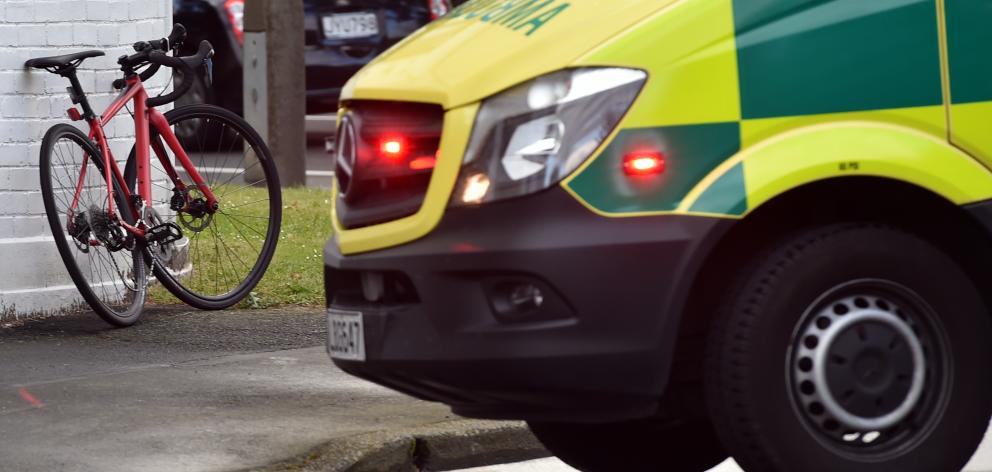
528;416;727;472
705;223;992;472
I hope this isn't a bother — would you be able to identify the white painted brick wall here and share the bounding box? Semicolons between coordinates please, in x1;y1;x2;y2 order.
0;0;172;318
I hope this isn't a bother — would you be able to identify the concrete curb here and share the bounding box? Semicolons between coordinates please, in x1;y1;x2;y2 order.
245;419;550;472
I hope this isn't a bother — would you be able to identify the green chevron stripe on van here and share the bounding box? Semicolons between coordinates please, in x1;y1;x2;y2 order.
733;0;943;119
567;123;740;214
689;162;747;216
945;0;992;104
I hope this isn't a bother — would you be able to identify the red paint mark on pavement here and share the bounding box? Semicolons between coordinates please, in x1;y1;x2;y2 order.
452;242;484;253
17;387;45;409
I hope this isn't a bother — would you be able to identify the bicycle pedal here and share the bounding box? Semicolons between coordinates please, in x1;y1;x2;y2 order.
145;222;184;245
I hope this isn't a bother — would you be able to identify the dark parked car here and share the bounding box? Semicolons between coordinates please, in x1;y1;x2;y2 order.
172;0;465;115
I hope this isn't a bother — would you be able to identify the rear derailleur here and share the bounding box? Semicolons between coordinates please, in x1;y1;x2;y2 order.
67;205;132;253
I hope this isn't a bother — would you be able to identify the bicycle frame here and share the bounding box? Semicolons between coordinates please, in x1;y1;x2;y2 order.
74;75;218;238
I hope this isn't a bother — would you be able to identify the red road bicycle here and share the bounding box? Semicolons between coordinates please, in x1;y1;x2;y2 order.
26;24;281;326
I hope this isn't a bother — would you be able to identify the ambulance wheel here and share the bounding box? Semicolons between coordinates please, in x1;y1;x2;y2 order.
527;417;727;471
705;224;992;472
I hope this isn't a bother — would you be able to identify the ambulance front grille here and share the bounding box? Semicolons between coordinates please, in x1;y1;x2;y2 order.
334;101;444;229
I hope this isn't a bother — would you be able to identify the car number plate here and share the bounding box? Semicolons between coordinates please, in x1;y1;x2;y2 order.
323;12;379;39
327;309;366;361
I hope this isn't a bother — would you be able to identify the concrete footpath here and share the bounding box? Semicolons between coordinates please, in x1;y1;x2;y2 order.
0;306;546;472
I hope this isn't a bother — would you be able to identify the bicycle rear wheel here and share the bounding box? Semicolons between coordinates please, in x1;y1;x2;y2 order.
125;104;281;309
40;124;147;326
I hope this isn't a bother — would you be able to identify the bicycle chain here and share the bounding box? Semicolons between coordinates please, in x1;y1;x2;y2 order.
144;238;164;290
142;205;183;289
106;239;140;293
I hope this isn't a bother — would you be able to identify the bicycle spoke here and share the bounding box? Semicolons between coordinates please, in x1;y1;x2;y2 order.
209;223;241;293
222;197;270;211
217;178;268;199
218;212;268;219
210;123;230;184
219;209;267;240
217;211;262;255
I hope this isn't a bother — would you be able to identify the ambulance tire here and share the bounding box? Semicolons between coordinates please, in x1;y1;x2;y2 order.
527;417;727;472
705;223;992;472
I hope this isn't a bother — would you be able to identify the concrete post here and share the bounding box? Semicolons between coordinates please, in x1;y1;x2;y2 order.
243;0;306;187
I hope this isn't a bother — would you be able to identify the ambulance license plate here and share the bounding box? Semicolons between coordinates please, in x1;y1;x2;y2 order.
327;309;366;361
323;12;379;39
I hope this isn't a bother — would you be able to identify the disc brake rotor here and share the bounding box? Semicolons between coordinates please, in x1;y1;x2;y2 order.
178;184;213;232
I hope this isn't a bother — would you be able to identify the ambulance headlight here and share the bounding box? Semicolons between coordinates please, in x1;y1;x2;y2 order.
452;68;647;206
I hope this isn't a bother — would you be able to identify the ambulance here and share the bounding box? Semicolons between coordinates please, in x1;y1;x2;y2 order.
324;1;992;470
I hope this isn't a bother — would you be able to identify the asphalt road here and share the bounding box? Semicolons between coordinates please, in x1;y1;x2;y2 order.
8;304;992;472
0;306;461;472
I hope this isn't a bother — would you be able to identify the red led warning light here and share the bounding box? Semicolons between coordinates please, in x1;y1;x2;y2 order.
409;156;436;170
623;151;665;176
379;136;407;159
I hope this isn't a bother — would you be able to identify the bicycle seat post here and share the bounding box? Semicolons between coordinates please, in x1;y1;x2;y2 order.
60;68;95;120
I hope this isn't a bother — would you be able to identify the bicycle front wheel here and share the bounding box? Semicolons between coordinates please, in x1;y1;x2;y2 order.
125;104;282;309
40;124;147;326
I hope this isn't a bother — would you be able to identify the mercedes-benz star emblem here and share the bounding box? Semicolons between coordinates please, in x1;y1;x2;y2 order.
335;114;358;195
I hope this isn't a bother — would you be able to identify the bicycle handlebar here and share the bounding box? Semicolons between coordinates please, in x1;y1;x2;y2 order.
137;63;161;83
114;23;204;98
146;40;214;108
147;40;212;70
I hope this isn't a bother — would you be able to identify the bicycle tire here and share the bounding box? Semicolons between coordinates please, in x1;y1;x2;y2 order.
40;124;148;326
124;104;281;309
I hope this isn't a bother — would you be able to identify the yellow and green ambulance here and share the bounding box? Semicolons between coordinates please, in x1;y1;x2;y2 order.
324;1;992;470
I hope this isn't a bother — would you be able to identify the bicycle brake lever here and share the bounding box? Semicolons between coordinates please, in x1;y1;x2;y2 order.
204;58;213;88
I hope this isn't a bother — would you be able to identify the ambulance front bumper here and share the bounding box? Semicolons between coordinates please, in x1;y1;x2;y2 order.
324;188;732;422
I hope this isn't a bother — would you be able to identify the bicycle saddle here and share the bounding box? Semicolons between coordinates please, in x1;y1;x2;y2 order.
25;50;105;70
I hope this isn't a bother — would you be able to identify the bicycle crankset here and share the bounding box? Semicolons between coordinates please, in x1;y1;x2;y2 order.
145;222;184;245
142;206;190;274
